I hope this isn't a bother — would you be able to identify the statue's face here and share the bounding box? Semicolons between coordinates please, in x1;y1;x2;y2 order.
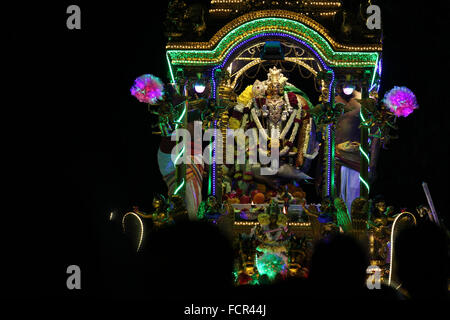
266;82;283;96
245;266;255;276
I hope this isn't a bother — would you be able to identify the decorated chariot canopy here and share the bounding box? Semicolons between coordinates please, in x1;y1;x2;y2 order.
165;2;382;89
161;0;384;205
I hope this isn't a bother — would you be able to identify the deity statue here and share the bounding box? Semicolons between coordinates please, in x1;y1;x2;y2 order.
227;67;320;187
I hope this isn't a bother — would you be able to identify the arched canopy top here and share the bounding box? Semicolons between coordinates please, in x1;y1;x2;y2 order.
166;10;381;68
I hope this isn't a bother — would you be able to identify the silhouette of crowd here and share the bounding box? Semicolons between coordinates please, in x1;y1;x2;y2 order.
98;217;448;301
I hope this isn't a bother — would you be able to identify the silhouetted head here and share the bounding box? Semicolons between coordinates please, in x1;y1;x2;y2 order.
140;220;234;299
309;234;369;298
394;222;448;299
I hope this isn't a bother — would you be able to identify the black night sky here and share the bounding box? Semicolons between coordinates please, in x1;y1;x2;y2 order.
7;1;449;299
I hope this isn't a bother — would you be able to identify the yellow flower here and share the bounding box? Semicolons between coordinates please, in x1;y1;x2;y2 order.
228;117;241;129
237;85;253;106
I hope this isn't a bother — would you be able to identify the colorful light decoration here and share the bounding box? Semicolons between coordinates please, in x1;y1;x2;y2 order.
343;84;355;95
255;253;287;280
122;212;144;252
130;74;164;104
172;84;189;196
212;120;217;196
369;54;380;92
388;212;416;286
233;221;310;226
174;179;185;195
359;108;370;195
210;32;335;99
194;80;206;94
383;86;419;117
166;53;176;85
326;124;332;196
207;31;338;199
166;10;381;52
167;17;380;68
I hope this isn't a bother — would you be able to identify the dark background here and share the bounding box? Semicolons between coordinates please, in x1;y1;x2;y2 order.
6;0;449;298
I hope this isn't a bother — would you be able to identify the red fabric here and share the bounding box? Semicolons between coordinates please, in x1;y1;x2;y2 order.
238;273;252;285
255;98;266;107
247;121;256;129
231;109;243;120
287;92;298;108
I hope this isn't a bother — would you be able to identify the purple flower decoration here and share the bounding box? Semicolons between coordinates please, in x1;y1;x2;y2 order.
382;86;418;117
130;74;164;104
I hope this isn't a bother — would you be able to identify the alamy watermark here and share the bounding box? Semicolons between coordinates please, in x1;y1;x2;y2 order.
366;265;381;289
366;5;381;30
66;265;81;290
66;5;81;30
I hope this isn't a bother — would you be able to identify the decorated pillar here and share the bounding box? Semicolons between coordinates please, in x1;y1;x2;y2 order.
359;70;372;199
174;74;187;197
317;70;336;199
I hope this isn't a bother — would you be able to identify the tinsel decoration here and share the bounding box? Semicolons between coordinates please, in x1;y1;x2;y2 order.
130;74;164;104
382;86;418;117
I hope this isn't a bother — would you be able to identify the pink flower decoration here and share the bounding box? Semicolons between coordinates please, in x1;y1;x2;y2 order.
382;86;418;117
130;74;164;104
